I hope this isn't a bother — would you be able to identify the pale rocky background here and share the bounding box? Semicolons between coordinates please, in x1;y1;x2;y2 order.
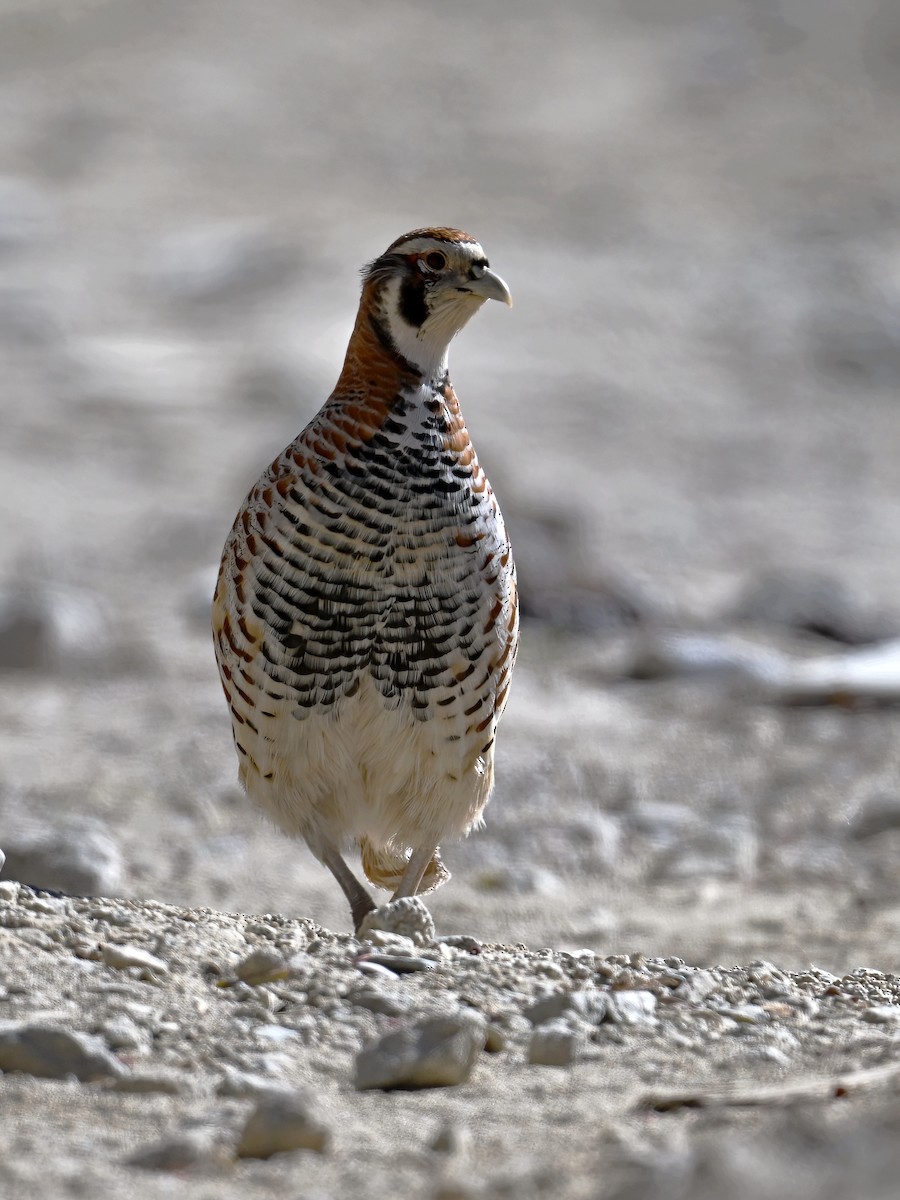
3;0;900;1196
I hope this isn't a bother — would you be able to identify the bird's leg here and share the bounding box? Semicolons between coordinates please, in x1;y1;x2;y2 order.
320;843;376;931
392;845;437;900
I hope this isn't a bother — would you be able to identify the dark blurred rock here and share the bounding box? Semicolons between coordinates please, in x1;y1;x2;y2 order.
183;566;220;633
0;593;46;670
2;818;123;896
29;104;119;182
0;290;60;346
521;580;643;633
0;583;149;676
508;509;645;633
849;794;900;840
28;585;107;669
733;569;893;644
864;0;900;92
811;302;900;389
0;176;58;251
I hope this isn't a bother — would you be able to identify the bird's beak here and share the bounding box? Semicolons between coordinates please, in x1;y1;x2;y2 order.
462;267;513;307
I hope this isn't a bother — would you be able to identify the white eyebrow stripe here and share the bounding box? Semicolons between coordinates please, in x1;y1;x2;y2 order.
391;237;482;257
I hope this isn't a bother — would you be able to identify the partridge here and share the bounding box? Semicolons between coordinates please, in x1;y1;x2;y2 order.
212;228;518;930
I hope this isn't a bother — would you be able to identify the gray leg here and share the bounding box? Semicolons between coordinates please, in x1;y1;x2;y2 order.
320;843;376;931
392;845;437;900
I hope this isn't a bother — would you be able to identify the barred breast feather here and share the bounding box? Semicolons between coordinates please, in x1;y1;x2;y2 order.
213;329;517;892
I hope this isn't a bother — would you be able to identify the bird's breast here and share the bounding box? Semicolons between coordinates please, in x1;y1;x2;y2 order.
215;379;516;733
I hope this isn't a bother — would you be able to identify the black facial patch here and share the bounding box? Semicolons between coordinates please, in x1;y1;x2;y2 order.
399;273;428;328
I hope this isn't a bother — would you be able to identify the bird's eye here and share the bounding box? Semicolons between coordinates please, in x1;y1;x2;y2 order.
424;251;447;271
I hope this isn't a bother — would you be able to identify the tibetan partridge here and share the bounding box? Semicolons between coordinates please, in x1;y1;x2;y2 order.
212;228;518;930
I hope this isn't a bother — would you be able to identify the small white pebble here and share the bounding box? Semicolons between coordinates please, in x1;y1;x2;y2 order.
354;960;399;981
754;1046;792;1067
26;896;65;916
218;1068;291;1098
528;1020;583;1067
91;907;134;927
358;930;417;954
99;1015;147;1050
237;1089;330;1158
726;1004;770;1025
606;990;657;1025
102;944;168;975
863;1005;900;1023
254;1025;298;1043
122;1002;156;1022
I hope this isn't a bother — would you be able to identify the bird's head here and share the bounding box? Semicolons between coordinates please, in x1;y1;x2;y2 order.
361;228;512;380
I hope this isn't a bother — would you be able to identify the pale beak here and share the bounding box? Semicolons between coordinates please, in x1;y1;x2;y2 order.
461;267;513;307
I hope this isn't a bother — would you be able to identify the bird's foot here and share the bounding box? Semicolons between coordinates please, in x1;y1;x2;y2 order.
351;894;377;935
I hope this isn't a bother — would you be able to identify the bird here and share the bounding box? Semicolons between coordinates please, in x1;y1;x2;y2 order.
212;227;518;931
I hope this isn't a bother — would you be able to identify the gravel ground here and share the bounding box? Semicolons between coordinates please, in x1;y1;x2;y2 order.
4;882;900;1200
3;1;900;1196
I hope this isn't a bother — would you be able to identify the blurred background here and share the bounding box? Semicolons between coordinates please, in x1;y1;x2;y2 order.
3;0;900;968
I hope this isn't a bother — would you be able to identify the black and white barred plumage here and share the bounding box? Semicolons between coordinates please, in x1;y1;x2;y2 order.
213;228;517;929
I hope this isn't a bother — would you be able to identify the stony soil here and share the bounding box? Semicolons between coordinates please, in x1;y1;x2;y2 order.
3;1;900;1197
5;882;900;1200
